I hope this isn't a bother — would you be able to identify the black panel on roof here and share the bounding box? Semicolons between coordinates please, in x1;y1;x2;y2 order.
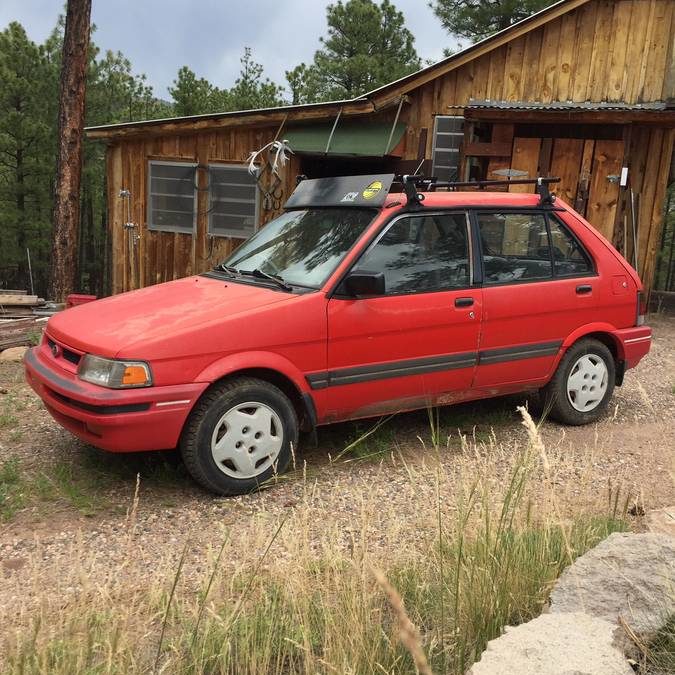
285;174;395;209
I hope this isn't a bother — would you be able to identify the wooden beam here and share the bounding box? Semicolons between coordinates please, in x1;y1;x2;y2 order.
463;108;675;126
86;101;374;141
463;141;512;157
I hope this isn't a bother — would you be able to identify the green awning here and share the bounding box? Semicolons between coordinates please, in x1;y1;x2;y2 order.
284;120;406;157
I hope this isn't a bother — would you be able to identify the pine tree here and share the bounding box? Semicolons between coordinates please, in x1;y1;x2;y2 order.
431;0;555;43
0;22;54;293
49;0;92;302
289;0;421;103
226;47;283;111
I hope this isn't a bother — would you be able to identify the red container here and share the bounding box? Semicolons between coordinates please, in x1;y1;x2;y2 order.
66;294;97;308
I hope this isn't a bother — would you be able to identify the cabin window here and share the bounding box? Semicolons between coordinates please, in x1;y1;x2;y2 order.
431;116;464;182
147;161;197;234
208;164;258;239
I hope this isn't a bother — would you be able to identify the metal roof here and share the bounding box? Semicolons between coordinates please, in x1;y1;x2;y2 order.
466;100;670;112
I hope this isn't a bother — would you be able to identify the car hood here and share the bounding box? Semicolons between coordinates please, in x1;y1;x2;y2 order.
47;276;292;357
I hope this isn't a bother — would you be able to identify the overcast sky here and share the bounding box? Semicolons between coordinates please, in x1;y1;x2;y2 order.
0;1;456;98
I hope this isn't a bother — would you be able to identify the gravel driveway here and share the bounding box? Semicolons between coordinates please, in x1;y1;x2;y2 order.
1;315;673;626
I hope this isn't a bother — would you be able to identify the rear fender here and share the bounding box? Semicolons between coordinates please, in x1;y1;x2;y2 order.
561;323;625;360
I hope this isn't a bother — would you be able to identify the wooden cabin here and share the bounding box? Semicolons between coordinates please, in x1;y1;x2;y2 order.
87;0;675;296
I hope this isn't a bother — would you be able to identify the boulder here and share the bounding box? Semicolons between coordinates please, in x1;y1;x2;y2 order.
0;346;28;362
467;612;632;675
645;506;675;538
549;532;675;639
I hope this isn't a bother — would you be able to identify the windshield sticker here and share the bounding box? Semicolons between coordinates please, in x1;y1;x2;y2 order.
341;191;359;202
362;180;383;199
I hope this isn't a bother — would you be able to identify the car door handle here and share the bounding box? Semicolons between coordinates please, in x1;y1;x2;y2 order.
576;284;593;294
455;297;474;307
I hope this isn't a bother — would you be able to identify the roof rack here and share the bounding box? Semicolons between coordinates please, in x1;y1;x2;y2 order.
395;175;560;208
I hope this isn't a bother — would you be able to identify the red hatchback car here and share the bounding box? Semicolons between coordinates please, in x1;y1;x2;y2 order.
25;174;651;495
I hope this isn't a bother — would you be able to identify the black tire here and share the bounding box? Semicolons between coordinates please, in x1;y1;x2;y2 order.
542;338;616;426
180;377;298;495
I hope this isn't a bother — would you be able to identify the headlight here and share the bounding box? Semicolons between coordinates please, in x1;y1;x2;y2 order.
78;355;153;389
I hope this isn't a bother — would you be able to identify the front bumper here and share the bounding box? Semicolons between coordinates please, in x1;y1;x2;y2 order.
24;347;208;452
613;325;652;370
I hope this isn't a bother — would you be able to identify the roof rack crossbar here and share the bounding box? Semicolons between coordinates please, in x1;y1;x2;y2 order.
394;175;559;206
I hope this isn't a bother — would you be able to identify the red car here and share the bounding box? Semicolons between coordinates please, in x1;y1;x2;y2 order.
25;174;651;495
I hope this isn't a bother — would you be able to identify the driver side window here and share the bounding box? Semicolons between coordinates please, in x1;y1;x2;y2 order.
352;213;470;295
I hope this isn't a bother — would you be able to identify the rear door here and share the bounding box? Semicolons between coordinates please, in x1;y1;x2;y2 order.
472;209;597;389
321;211;482;420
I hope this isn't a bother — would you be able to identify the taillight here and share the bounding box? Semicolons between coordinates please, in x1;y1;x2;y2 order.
636;291;646;326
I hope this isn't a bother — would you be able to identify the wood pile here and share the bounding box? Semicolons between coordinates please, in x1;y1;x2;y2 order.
0;289;53;318
0;290;52;352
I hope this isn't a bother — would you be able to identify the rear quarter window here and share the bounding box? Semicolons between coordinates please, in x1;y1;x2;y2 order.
548;215;594;277
477;212;552;284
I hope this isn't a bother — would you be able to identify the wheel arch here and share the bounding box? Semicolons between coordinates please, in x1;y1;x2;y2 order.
195;353;316;432
560;324;625;385
561;323;625;361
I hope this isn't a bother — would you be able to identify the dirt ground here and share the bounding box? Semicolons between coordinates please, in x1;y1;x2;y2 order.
0;315;673;623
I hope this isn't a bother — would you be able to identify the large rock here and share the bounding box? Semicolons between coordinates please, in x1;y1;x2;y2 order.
0;346;28;362
645;506;675;537
549;532;675;639
467;612;632;675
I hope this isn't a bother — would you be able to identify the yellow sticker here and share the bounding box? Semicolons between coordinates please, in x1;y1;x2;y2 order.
362;180;383;199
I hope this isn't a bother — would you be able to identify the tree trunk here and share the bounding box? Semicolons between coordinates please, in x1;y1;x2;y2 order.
49;0;92;302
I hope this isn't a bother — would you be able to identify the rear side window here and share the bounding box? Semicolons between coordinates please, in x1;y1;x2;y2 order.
477;213;552;284
548;216;593;276
353;213;470;294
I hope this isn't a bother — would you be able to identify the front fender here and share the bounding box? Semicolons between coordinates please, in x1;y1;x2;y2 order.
195;350;311;394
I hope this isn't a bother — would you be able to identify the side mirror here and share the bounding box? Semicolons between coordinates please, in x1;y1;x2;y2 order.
343;271;385;297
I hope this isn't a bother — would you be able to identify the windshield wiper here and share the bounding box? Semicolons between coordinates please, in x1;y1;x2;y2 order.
238;268;293;292
215;263;238;276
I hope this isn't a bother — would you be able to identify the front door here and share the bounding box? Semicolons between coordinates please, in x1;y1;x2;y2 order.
323;211;482;420
472;209;597;389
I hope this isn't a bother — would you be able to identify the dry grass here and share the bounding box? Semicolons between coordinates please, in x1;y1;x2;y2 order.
2;409;630;675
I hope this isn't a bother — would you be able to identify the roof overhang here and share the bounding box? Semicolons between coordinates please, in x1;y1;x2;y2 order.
464;100;675;126
85;99;374;141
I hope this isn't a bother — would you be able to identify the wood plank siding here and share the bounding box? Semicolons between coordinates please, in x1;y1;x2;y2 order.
107;126;301;293
100;0;675;295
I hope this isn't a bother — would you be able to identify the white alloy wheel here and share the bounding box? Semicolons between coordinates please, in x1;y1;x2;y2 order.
566;354;609;412
210;402;284;479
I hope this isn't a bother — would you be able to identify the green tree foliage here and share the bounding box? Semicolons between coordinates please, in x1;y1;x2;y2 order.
226;47;284;111
169;66;216;116
287;0;421;103
0;19;171;298
431;0;555;43
0;23;55;293
169;48;283;115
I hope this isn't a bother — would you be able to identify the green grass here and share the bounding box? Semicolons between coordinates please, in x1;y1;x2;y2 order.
5;509;627;675
639;614;675;674
3;425;631;674
0;456;24;520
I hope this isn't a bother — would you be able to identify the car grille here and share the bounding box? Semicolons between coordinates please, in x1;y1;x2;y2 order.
46;337;82;366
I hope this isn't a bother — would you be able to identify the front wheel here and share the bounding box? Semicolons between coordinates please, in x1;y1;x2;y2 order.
542;338;615;425
180;377;298;495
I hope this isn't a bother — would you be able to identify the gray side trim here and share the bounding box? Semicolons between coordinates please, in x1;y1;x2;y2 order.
478;340;563;365
305;339;563;390
307;351;477;390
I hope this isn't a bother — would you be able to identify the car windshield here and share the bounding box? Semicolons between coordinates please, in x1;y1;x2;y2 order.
221;208;376;289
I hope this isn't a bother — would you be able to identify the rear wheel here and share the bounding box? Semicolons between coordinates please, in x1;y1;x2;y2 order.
180;377;298;495
543;338;615;425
